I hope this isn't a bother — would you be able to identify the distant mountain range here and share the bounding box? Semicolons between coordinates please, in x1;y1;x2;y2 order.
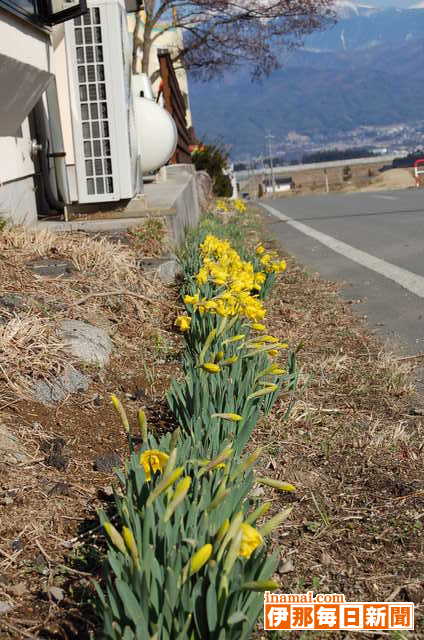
189;4;424;157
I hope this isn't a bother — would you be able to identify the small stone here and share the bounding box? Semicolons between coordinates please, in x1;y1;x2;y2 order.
10;538;24;552
45;453;69;471
47;482;71;497
26;258;74;279
9;582;26;597
32;366;90;406
0;294;26;311
278;557;295;574
94;451;121;473
250;485;265;497
34;553;48;575
409;407;424;417
42;437;70;471
59;320;113;367
0;424;30;465
156;259;182;285
47;586;64;602
0;601;13;614
98;485;114;498
402;584;424;605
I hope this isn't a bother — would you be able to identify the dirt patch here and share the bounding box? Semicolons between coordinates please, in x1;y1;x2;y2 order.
0;226;183;638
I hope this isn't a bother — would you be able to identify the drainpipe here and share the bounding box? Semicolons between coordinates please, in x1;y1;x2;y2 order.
32;99;65;214
45;77;71;220
31;78;71;219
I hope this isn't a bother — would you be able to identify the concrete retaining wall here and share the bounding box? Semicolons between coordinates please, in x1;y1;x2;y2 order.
37;164;201;247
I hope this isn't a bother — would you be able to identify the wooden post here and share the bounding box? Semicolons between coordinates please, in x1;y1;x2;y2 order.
324;168;329;193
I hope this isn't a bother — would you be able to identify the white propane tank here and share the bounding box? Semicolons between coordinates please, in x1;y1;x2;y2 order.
134;97;178;174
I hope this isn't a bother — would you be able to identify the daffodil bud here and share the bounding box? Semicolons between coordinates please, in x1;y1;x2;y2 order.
229;447;262;482
137;409;148;442
103;522;127;555
207;488;230;511
222;334;245;345
211;413;243;422
110;394;130;433
247;385;278;401
146;467;184;506
163;476;191;522
255;477;296;492
201;362;221;373
259;507;293;537
245;502;272;525
215;519;230;544
220;355;239;365
241;580;280;591
122;526;140;568
198;446;233;476
223;528;242;574
189;544;213;574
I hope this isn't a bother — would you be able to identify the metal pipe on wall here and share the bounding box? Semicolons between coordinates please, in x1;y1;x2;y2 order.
45;77;71;219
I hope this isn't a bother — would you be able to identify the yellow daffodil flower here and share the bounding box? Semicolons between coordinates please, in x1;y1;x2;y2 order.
174;315;191;332
239;523;263;558
183;293;199;305
139;449;169;481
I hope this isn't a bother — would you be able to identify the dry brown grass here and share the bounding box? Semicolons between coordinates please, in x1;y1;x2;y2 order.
0;225;182;639
0;227;169;401
0;227;139;285
251;255;424;639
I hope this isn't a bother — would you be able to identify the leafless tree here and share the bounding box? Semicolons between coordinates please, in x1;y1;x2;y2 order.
134;0;336;79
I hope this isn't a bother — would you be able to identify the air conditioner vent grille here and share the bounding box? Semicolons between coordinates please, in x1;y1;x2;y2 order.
73;8;115;196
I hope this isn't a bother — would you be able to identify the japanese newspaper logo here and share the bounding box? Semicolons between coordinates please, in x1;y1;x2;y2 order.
264;591;414;632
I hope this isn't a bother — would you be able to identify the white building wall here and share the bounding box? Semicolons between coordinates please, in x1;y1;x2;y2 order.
0;10;52;225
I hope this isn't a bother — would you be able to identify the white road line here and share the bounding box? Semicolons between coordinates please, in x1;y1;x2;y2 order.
260;202;424;299
370;195;398;200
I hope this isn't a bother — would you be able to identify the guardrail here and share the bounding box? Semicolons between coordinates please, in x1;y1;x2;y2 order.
236;155;400;181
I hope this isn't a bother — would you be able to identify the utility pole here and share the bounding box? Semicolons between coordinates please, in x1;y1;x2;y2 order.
266;132;276;195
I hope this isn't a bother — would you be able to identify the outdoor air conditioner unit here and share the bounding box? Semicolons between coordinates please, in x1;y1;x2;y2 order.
64;0;141;203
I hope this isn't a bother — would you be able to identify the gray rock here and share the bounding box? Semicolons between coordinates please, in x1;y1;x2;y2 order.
43;437;70;471
0;601;13;614
0;294;25;311
0;424;30;464
26;258;75;278
156;259;182;284
59;320;113;366
94;451;121;472
10;538;24;552
32;366;90;405
196;171;213;212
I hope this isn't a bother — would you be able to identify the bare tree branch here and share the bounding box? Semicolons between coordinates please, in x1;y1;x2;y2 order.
132;0;337;81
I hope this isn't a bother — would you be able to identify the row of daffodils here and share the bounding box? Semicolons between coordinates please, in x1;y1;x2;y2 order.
96;221;298;639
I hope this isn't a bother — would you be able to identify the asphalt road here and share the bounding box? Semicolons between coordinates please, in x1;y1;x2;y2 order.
259;189;424;361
